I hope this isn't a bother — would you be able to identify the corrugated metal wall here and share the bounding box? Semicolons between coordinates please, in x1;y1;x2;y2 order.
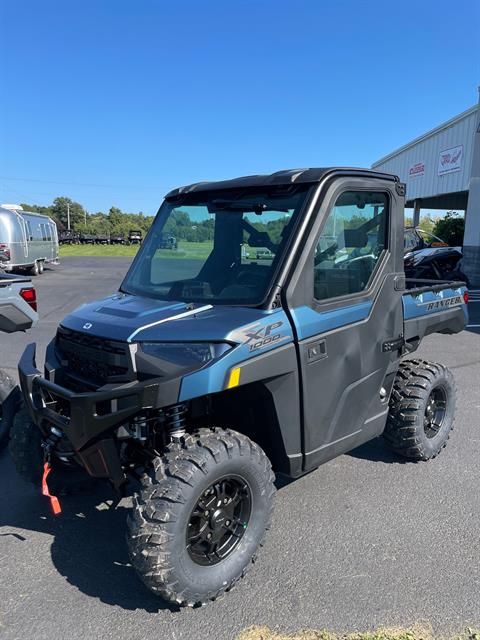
372;106;478;201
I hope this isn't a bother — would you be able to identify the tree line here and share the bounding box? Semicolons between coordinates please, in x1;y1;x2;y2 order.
19;197;465;247
20;197;155;238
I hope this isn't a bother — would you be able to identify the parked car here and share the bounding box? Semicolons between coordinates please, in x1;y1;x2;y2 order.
256;247;274;260
94;234;110;245
0;204;59;276
12;167;468;607
404;227;469;285
110;233;126;245
59;230;80;245
79;233;96;244
157;234;177;250
128;229;143;244
0;271;38;450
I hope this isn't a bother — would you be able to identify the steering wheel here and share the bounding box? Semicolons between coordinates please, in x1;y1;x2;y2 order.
336;254;376;270
314;242;338;266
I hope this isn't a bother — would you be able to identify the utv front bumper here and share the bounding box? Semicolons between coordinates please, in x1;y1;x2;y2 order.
18;343;182;487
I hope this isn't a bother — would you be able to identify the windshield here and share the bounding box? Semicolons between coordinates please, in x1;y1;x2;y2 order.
121;185;311;305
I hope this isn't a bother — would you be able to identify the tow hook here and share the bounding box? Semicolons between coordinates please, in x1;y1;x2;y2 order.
41;427;64;516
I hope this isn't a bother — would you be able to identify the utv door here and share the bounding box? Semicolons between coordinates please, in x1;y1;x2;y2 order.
285;177;405;471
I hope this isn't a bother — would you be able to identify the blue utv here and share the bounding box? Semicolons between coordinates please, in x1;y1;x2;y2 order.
12;168;468;606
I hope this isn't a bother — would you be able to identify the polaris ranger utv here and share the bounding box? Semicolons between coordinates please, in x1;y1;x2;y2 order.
12;168;468;606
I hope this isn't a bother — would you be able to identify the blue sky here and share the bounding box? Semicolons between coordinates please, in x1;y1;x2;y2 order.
1;0;479;215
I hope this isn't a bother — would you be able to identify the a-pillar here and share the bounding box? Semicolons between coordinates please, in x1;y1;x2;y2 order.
413;199;421;227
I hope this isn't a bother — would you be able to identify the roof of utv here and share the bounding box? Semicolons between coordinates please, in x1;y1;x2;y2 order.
165;167;399;198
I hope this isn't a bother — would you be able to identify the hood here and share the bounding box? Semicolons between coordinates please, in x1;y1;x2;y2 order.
60;292;281;344
406;246;462;266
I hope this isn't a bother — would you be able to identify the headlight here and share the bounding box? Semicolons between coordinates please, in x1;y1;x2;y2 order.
139;342;232;367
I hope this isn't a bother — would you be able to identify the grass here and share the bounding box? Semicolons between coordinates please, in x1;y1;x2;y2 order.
235;626;480;640
60;240;213;260
60;243;140;257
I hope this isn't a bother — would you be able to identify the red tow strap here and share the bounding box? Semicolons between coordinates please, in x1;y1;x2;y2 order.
41;462;62;515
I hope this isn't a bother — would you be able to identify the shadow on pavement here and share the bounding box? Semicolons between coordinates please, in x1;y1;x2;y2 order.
347;436;407;463
0;452;179;614
1;436;406;612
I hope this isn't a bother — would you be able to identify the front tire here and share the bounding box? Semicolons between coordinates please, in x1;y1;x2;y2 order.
9;407;98;493
0;370;21;451
30;261;39;276
9;406;44;483
127;428;276;606
383;359;456;460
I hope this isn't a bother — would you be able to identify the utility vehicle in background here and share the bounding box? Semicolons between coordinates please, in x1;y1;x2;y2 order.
128;229;143;244
12;168;468;607
404;227;469;285
0;271;37;449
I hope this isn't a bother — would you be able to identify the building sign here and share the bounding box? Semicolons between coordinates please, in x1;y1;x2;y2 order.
438;145;463;175
408;162;425;178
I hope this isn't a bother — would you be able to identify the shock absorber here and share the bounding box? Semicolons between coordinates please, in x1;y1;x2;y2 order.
165;403;187;441
131;414;148;442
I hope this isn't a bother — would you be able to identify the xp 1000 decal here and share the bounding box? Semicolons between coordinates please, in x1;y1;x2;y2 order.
241;320;290;352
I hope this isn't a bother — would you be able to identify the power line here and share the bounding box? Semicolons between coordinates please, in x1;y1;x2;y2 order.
0;175;161;190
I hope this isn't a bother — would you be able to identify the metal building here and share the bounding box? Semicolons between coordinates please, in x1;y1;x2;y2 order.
372;96;480;286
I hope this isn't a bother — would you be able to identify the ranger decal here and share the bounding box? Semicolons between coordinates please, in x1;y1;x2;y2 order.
419;295;463;311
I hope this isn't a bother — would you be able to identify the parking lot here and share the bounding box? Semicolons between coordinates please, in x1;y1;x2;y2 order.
0;257;479;640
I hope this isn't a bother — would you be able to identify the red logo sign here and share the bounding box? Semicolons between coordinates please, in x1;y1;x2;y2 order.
409;162;425;178
438;145;463;175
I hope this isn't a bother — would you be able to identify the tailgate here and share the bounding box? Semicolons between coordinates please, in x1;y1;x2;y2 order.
402;282;468;345
0;277;37;332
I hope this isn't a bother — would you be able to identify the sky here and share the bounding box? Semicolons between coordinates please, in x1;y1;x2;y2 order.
1;0;479;216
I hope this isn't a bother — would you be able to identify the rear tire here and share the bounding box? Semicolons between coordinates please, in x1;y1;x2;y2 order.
0;370;21;451
30;261;39;276
383;359;456;461
127;428;276;606
38;260;44;274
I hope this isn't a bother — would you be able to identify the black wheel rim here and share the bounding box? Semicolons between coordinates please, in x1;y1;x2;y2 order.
186;475;252;566
424;386;447;439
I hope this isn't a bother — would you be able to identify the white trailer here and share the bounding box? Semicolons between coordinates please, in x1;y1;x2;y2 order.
0;204;59;276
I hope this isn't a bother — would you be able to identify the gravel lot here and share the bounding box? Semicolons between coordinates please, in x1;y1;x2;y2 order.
0;257;479;640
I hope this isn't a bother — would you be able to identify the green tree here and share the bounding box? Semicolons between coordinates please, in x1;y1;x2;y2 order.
51;197;85;228
433;212;465;246
108;206;123;227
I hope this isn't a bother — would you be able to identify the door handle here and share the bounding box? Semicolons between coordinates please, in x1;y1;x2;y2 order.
307;339;327;363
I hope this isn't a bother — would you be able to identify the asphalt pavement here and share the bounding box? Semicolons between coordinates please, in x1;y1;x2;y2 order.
0;258;479;640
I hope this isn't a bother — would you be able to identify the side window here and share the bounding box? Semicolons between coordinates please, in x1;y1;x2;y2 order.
314;191;388;301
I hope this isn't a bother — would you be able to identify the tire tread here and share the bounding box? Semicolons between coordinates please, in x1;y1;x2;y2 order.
383;358;455;461
127;427;275;607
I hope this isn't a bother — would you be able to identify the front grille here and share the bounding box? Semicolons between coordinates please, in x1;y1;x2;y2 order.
56;327;131;385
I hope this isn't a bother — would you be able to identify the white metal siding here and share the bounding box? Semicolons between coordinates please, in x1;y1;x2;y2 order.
372;106;478;201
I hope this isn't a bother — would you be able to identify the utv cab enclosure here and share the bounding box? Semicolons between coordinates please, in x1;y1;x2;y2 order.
14;168;468;606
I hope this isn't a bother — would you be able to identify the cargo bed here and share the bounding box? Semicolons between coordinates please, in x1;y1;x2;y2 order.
402;278;468;349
